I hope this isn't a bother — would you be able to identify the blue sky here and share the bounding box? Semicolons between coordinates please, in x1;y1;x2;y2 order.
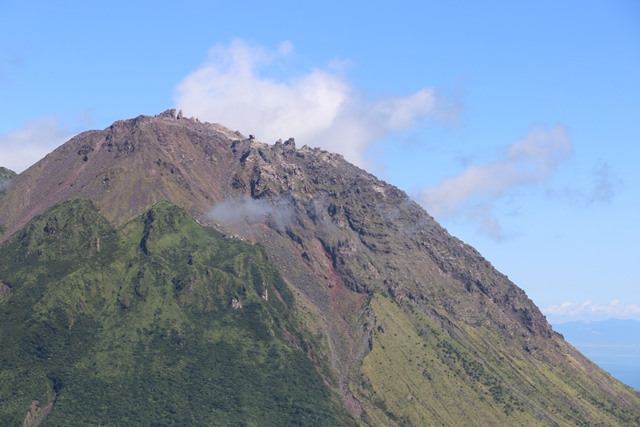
1;1;639;323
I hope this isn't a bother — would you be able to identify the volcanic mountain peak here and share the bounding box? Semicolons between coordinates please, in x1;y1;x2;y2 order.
0;110;368;242
0;110;238;239
0;109;611;352
1;111;639;426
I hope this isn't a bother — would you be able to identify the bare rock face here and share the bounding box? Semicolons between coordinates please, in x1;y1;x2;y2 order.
22;399;55;427
1;111;639;426
0;279;10;301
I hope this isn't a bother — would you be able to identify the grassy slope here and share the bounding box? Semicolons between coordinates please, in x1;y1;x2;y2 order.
0;199;354;426
0;166;15;181
352;295;640;426
0;167;15;213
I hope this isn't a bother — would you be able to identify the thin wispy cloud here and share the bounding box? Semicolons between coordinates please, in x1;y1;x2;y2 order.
588;161;621;205
418;126;573;239
209;195;295;232
551;160;623;207
174;39;451;169
0;41;23;81
0;117;73;173
544;300;640;322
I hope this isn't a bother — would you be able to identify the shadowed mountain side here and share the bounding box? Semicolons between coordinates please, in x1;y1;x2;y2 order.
1;110;639;426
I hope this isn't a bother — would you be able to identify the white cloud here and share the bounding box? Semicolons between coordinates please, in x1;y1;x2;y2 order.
418;126;572;239
0;117;73;173
375;88;437;129
174;39;445;169
543;300;640;322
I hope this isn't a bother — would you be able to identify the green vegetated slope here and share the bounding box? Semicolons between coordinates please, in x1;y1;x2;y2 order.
0;166;15;183
0;199;354;426
0;167;16;207
0;166;16;183
352;296;640;426
0;167;13;234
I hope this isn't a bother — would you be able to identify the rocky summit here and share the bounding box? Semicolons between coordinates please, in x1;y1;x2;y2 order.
1;110;639;426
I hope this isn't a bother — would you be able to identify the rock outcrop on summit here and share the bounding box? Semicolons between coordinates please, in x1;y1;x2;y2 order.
1;110;639;426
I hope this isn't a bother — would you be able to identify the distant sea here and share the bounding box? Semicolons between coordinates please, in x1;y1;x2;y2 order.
553;319;640;391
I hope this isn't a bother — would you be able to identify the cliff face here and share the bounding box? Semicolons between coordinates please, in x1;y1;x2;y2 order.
0;110;638;426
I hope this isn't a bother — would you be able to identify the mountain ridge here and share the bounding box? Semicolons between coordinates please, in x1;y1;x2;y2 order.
1;110;639;425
